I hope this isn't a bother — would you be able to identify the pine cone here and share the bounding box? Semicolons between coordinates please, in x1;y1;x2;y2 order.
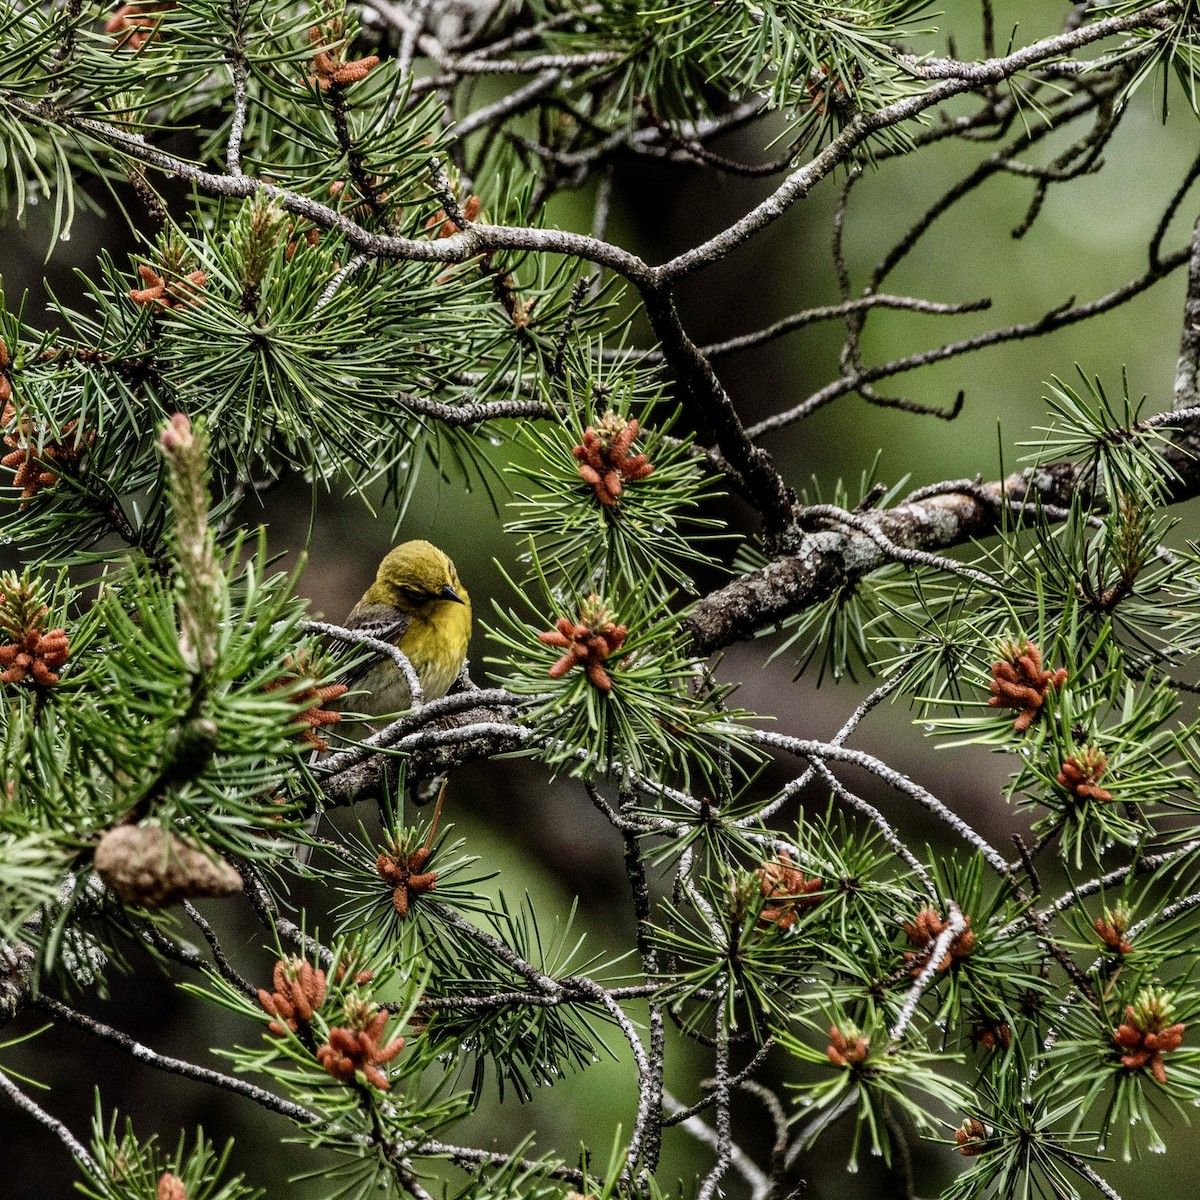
94;825;242;908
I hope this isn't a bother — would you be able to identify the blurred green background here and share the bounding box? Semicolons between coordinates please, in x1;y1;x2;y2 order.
5;1;1200;1196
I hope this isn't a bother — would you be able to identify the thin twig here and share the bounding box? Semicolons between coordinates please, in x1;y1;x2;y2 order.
36;997;320;1125
0;1069;99;1174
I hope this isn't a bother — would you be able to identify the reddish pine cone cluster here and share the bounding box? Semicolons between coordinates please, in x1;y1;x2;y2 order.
426;194;482;239
1094;903;1133;956
129;264;207;310
106;1;174;49
334;961;376;987
265;654;347;751
756;851;822;932
539;594;628;691
257;957;327;1036
571;410;654;508
157;1173;187;1200
286;224;321;260
987;639;1067;732
826;1025;870;1067
1113;988;1185;1084
903;907;975;976
316;996;405;1090
0;337;11;405
954;1118;989;1157
805;66;850;115
2;402;89;507
376;842;438;917
308;25;379;89
0;584;69;686
1057;745;1112;803
970;1017;1012;1052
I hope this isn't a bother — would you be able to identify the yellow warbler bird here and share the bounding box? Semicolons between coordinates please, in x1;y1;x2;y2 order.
340;539;472;724
294;541;470;860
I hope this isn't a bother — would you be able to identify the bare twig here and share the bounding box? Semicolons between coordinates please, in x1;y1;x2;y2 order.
0;1070;99;1175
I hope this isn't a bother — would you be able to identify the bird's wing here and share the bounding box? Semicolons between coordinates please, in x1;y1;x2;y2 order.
329;603;414;691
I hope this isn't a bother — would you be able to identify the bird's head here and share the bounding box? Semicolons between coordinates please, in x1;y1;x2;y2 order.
365;540;469;613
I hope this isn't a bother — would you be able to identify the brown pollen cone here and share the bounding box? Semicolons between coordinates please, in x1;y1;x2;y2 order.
375;787;443;917
265;654;347;751
538;594;628;692
955;1118;988;1156
826;1025;870;1067
334;962;375;986
902;906;975;976
987;639;1067;732
328;177;393;221
376;844;438;917
156;1173;188;1200
2;403;90;508
1057;745;1112;803
316;996;405;1090
570;410;655;507
285;225;321;260
1113;989;1185;1084
756;851;822;931
0;336;11;404
257;957;328;1036
969;1017;1012;1052
1094;903;1134;956
307;24;379;89
106;1;174;50
426;194;482;239
805;64;851;115
0;584;69;686
129;263;207;310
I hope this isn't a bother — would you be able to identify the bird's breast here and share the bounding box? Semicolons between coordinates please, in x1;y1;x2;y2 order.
399;598;472;701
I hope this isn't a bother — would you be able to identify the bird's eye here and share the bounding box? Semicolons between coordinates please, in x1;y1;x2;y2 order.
401;586;427;603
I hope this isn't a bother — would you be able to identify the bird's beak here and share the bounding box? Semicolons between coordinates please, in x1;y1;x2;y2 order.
440;584;466;605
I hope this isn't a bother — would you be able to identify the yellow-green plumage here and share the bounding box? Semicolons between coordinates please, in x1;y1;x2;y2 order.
342;540;472;724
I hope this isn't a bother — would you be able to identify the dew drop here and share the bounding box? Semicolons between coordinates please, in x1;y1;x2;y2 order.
58;230;71;242
846;1160;859;1175
1150;1141;1166;1154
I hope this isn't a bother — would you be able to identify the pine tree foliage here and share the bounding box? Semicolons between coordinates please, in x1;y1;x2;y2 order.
5;2;1200;1200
